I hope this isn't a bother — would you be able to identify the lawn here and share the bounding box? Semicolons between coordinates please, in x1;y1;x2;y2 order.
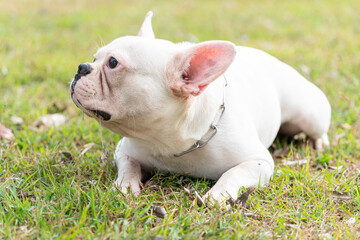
0;0;359;238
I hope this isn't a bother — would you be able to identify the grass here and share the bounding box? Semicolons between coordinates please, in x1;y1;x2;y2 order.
1;0;360;238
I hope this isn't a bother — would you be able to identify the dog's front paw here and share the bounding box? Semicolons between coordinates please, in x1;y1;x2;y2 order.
202;188;235;207
114;176;142;197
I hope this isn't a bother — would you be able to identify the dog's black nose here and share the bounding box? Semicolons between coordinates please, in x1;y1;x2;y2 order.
72;63;92;91
77;63;91;76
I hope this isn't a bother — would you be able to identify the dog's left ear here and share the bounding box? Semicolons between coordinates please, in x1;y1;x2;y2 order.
167;41;236;97
137;11;155;38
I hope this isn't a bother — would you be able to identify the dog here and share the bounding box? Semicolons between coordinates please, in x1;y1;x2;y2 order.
70;12;331;205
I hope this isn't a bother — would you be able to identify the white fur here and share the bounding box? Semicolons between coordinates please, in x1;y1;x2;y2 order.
71;12;331;204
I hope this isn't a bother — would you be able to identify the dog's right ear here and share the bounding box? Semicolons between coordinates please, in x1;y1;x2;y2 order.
167;41;236;97
137;11;155;38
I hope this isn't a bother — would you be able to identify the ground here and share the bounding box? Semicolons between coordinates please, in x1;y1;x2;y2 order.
0;0;359;238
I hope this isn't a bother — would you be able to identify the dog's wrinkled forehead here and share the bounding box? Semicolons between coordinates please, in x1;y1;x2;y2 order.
95;36;176;71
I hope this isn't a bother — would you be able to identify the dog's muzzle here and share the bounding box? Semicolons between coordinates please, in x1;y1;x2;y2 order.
70;63;112;121
71;63;92;91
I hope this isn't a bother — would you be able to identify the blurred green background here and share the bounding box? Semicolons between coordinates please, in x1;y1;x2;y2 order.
1;0;359;126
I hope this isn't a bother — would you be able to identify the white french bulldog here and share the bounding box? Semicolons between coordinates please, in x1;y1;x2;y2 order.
70;12;331;204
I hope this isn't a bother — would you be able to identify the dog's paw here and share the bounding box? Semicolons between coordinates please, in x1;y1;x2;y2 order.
313;134;330;152
202;189;233;207
114;176;142;197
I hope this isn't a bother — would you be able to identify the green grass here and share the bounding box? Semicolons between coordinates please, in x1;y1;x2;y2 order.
1;0;360;238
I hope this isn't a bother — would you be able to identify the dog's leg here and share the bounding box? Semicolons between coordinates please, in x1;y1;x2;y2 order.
280;122;330;151
279;80;331;152
113;150;142;197
202;151;274;206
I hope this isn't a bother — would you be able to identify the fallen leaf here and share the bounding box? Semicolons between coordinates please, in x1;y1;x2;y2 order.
236;187;254;207
319;233;332;239
228;187;255;208
47;103;66;113
281;158;308;166
151;205;167;218
262;231;273;238
0;124;14;140
101;150;111;162
331;191;352;201
10;116;24;125
345;217;356;225
35;114;67;128
328;165;343;170
330;70;339;80
80;143;96;156
61;152;73;163
340;123;351;130
284;223;299;229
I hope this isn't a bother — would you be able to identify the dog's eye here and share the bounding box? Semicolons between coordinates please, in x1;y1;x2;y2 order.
108;57;118;69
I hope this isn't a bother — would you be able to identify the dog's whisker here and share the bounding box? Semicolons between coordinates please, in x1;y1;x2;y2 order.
96;35;106;48
131;114;136;132
99;120;106;152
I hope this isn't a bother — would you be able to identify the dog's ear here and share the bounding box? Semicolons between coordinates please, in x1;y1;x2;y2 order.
167;41;236;97
137;11;155;38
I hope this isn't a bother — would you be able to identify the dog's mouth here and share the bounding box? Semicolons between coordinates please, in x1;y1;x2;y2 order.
90;109;111;121
71;93;111;121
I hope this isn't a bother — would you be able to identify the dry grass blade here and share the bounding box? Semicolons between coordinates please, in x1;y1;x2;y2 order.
183;187;191;195
281;158;308;166
195;190;204;207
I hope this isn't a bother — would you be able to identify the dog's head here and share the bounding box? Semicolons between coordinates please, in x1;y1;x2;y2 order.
70;12;235;136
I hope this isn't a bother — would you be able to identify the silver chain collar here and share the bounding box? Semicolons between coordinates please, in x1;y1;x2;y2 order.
174;75;227;157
